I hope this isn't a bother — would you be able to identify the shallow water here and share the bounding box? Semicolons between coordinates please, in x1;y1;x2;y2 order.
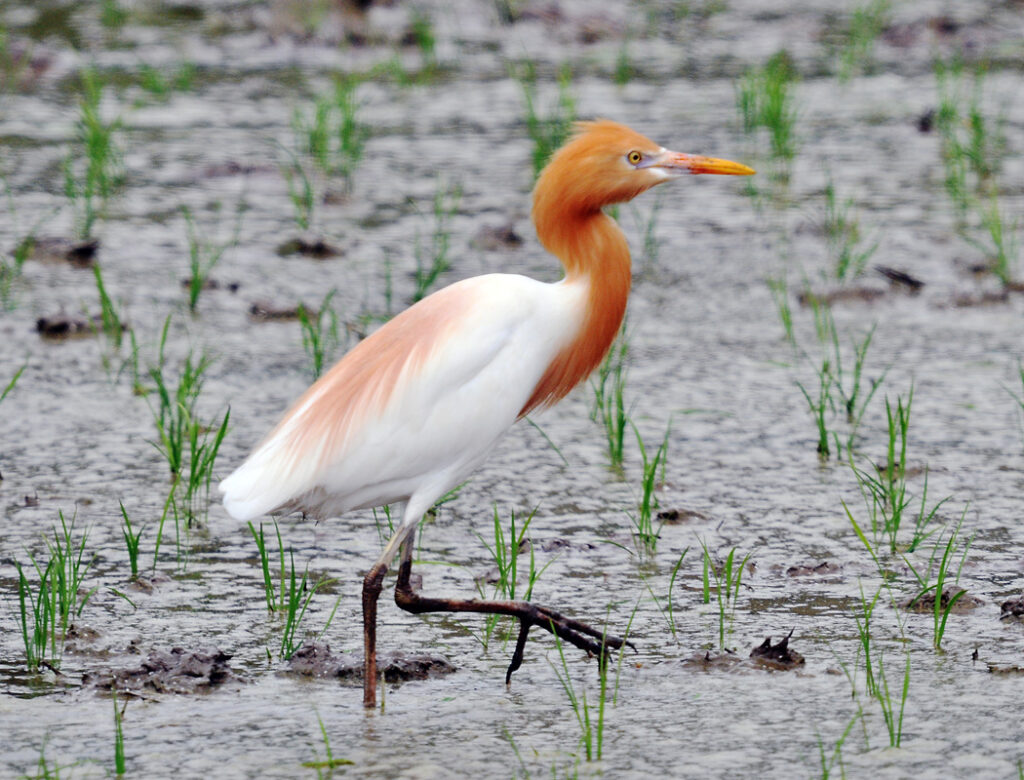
2;0;1024;777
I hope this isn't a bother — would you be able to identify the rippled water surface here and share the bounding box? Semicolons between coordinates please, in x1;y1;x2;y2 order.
2;1;1024;777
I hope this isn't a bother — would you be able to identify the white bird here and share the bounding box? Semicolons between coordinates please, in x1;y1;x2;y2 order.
220;120;754;707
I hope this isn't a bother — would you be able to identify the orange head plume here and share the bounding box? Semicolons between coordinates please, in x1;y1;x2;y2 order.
532;119;754;217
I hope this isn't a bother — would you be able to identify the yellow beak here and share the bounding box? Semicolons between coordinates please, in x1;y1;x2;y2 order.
655;151;756;176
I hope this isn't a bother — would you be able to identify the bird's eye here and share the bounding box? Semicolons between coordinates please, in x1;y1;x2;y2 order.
627;150;643;165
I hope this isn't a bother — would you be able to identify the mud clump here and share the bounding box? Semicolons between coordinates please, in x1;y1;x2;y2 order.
904;587;980;614
657;508;709;525
682;634;805;672
472;222;523;251
287;642;455;683
785;561;841;578
999;596;1024;621
26;236;99;267
36;312;114;340
276;236;342;258
749;633;805;671
84;647;236;695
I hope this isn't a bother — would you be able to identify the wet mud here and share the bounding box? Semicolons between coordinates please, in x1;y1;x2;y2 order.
2;0;1024;778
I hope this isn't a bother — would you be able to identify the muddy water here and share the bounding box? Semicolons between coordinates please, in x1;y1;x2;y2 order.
2;0;1024;777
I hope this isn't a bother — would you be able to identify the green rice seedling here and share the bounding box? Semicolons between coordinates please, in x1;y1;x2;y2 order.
904;508;971;649
93;264;125;349
816;710;860;780
549;627;611;762
700;541;751;648
628;421;670;556
409;9;437;70
1005;363;1024;451
935;58;1004;222
182;406;229;524
852;584;880;697
412;182;462;302
333;77;367;191
796;358;835;459
302;713;354;775
16;558;59;672
138;62;196;101
101;0;129;29
613;38;634;86
293;78;368;192
182;201;245;313
64;68;124;239
1;361;25;406
279;146;316;232
0;230;34;307
736;51;798;172
974;195;1019;286
766;276;795;345
472;505;552;650
823;178;878;281
248;521;287;613
112;689;126;776
517;61;576;178
830;323;886;426
16;512;95;671
279;550;340;660
590;323;629;470
119;502;143;579
296;289;339;380
640;549;689;640
372;504;395;548
875;649;910;747
836;0;891;82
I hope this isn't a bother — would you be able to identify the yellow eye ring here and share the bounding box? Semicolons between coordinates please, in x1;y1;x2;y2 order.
627;150;642;165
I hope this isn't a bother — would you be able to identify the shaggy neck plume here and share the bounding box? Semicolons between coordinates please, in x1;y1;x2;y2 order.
518;157;633;417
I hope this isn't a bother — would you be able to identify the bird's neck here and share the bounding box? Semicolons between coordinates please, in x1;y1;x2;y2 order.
519;206;632;417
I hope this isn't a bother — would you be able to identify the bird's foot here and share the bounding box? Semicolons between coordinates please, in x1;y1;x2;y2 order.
504;602;633;684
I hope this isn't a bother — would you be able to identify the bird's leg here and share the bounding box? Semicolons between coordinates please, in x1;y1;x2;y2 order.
394;555;633;684
361;561;387;709
362;522;417;709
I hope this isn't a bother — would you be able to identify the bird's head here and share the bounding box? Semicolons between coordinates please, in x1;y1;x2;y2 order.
533;119;754;216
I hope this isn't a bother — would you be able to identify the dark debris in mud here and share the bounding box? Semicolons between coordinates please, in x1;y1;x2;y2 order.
656;508;709;525
472;222;523;251
681;634;805;673
999;596;1024;621
83;647;236;695
180;277;240;294
286;642;455;684
36;312;115;340
749;633;805;671
276;235;342;258
248;300;302;321
26;236;99;267
785;561;842;579
797;286;886;307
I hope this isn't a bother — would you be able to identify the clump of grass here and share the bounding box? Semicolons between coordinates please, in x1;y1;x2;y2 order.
904;508;971;649
823;177;878;281
138;62;196;101
146;318;230;527
613;38;634;86
119;502;144;579
297;289;340;380
292;77;368;193
182;201;244;313
64;67;124;239
700;541;751;649
16;512;96;672
972;195;1020;286
516;61;576;179
628;422;670;556
93;264;126;349
278;144;316;232
409;9;437;71
736;51;798;175
935;58;1004;224
796;316;886;461
766;276;795;345
836;0;891;82
412;181;462;302
641;548;689;640
0;232;33;308
875;648;910;747
472;506;552;650
247;521;341;659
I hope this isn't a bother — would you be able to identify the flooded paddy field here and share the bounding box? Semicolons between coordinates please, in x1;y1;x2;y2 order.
2;0;1024;776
